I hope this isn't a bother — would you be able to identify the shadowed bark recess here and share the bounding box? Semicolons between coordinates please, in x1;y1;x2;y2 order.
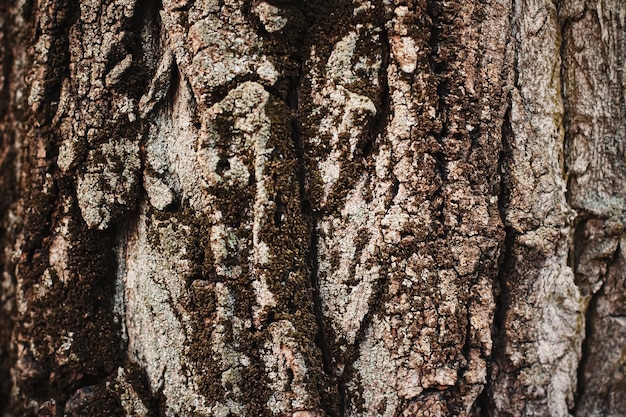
0;0;625;416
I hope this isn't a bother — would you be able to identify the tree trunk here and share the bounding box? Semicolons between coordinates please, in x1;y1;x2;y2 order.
0;0;624;415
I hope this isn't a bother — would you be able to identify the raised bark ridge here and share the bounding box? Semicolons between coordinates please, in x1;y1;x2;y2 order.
0;0;624;416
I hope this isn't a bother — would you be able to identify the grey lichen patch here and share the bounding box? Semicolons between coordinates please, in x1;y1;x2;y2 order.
143;79;270;217
202;281;248;416
105;54;134;88
253;2;289;33
76;139;140;229
263;320;319;414
306;24;382;206
187;15;262;98
197;82;271;212
49;0;150;233
136;61;327;412
123;205;215;417
144;174;175;211
317;177;384;347
143;82;199;212
159;0;286;106
112;366;152;416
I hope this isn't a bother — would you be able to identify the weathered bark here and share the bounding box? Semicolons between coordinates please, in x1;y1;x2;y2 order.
0;0;624;416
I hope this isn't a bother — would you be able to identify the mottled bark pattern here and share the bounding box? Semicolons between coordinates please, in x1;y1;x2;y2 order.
0;0;624;416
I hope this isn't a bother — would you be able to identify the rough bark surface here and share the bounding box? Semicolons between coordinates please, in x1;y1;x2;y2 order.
0;0;624;416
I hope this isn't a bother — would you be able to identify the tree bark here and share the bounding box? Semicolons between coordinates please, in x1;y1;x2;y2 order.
0;0;624;416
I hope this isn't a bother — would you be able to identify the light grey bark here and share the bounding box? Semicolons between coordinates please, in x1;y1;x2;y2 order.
0;0;624;416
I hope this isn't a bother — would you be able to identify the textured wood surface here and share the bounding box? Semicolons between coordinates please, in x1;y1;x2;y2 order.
0;0;624;415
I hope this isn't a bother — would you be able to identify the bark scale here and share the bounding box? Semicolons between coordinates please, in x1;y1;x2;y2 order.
0;0;624;416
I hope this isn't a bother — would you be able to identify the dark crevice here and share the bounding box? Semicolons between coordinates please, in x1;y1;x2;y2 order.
390;177;400;201
131;0;163;73
493;104;514;337
0;5;18;412
425;0;448;129
280;22;329;369
426;0;443;72
283;18;341;414
572;282;601;415
130;0;163;29
558;5;587;414
476;99;515;416
0;9;13;121
273;192;285;227
430;151;447;237
33;0;77;126
305;174;333;376
569;217;586;288
206;72;266;104
425;0;451;242
170;2;192;12
287;76;311;215
162;57;181;114
571;235;621;414
121;360;161;417
361;27;390;159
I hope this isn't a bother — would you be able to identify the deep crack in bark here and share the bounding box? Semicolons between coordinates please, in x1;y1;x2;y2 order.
476;94;515;416
287;43;341;414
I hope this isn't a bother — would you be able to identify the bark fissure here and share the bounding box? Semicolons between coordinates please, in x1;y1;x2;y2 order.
0;8;12;121
1;21;25;417
479;101;515;414
283;9;345;413
572;278;603;413
363;26;390;159
559;6;582;413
